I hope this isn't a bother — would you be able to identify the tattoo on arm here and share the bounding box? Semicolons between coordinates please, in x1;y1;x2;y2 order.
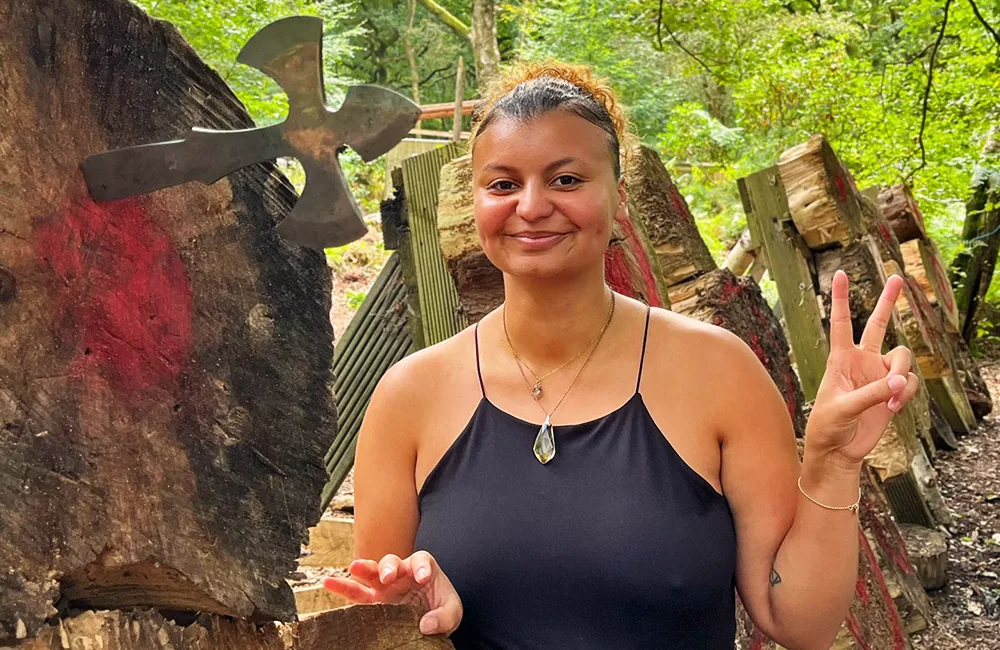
770;567;782;588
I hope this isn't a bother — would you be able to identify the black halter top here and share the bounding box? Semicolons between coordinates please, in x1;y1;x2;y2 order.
414;309;738;649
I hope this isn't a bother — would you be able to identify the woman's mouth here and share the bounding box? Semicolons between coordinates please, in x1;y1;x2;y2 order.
507;232;568;249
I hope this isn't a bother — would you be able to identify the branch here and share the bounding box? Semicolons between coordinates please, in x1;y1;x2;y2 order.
968;0;1000;51
421;63;454;85
416;0;470;40
661;23;724;81
656;0;664;50
908;0;952;182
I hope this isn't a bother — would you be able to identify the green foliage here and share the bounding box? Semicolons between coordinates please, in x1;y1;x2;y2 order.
346;289;369;310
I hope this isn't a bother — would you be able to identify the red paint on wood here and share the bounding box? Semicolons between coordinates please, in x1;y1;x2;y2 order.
620;218;664;307
667;185;694;223
930;253;956;312
860;527;908;649
34;191;192;395
833;173;849;205
845;613;874;650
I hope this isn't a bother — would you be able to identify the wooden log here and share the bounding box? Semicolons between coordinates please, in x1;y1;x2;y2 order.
950;163;1000;342
947;330;993;419
626;146;716;287
859;467;933;638
777;134;864;250
724;228;758;276
15;606;452;650
436;154;667;324
898;525;949;591
877;185;928;243
670;270;806;436
1;0;334;638
295;583;351;617
899;239;961;334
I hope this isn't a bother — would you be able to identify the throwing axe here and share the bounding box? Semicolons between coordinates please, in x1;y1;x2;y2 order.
82;16;421;250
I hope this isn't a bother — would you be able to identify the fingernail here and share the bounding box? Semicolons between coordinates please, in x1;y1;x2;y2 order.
888;396;901;412
379;566;392;582
419;616;436;635
888;375;906;392
416;566;430;581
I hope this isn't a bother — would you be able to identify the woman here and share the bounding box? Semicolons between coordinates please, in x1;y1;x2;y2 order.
324;62;919;649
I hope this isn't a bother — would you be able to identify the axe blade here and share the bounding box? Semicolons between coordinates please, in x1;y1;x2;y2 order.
336;85;422;162
277;158;368;250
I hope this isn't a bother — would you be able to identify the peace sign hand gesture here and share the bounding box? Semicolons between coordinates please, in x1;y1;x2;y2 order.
806;270;921;469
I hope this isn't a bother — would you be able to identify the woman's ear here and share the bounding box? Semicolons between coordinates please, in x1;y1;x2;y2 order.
613;178;629;225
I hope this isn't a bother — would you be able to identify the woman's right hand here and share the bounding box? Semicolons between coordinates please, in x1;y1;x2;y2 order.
323;550;463;636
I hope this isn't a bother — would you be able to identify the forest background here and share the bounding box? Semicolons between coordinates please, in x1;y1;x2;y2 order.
136;0;1000;336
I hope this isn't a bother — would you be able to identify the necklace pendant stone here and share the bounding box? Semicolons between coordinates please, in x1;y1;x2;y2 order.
533;415;555;464
531;382;542;400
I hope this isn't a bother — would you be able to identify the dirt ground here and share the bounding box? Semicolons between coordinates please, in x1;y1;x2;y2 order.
911;361;1000;649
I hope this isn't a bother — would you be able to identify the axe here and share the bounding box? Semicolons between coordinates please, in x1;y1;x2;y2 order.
82;16;421;250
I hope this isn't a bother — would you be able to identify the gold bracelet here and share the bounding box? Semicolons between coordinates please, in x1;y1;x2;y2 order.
797;477;861;513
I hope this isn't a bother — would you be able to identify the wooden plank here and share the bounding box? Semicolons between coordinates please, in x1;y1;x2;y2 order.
739;167;829;400
295;584;351;617
322;255;413;506
300;519;354;569
402;144;467;347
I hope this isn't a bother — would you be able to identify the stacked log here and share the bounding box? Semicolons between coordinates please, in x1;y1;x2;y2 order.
0;0;436;647
435;145;918;649
878;184;992;421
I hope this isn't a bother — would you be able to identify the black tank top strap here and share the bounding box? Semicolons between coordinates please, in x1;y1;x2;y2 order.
636;305;652;394
474;322;486;398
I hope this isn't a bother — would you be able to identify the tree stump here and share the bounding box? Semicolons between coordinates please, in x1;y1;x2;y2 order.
17;606;452;650
1;0;335;640
897;525;949;591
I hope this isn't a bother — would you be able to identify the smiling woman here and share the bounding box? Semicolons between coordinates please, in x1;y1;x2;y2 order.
324;61;921;650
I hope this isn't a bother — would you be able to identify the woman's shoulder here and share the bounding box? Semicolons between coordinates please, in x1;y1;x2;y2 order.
369;325;477;409
644;304;763;377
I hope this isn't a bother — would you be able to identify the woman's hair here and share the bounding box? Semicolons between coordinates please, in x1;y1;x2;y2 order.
471;62;633;179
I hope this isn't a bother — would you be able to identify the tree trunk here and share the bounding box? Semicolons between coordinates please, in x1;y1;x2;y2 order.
18;606;452;650
0;0;335;640
470;0;501;85
951;127;1000;342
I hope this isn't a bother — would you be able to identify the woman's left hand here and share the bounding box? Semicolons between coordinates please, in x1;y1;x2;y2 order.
806;270;921;468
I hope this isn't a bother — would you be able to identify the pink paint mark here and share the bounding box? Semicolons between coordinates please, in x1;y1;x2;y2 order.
833;173;849;204
621;218;664;307
877;223;892;244
34;191;192;395
667;186;695;223
931;254;956;312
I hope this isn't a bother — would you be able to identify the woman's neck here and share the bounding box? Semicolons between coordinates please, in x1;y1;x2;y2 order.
499;267;612;367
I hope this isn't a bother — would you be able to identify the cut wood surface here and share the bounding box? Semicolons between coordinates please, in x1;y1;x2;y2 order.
15;606;452;650
627;146;716;287
777;134;863;250
878;185;928;243
898;525;949;591
0;0;333;638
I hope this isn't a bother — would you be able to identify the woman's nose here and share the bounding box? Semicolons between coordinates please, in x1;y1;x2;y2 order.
514;182;554;221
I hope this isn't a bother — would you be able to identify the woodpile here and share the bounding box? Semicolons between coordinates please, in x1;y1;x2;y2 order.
0;0;439;647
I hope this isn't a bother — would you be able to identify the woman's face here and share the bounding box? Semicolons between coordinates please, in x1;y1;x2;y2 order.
471;110;627;280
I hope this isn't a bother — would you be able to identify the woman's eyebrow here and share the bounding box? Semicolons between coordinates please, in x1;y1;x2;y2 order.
482;157;579;174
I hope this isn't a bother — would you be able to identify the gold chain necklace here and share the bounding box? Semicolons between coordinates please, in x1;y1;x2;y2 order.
503;292;616;464
503;305;609;401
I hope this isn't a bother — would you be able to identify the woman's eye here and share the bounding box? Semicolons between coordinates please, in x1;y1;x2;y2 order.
488;180;518;191
553;175;581;187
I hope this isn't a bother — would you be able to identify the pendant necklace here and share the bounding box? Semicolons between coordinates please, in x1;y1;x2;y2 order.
502;299;609;401
502;291;616;464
